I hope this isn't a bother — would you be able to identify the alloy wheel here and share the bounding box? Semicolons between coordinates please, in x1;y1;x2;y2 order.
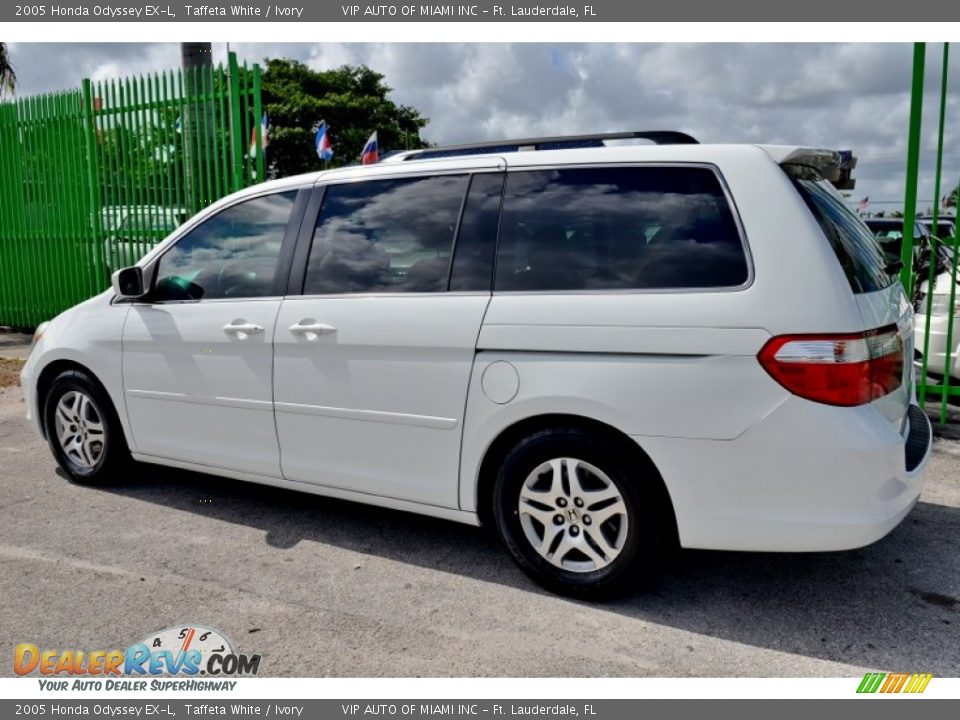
517;457;629;573
54;390;106;469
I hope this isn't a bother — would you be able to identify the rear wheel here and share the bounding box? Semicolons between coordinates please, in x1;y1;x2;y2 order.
492;427;672;599
43;370;130;485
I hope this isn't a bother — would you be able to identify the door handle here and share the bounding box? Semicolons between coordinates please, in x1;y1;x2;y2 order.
222;322;264;337
289;321;337;337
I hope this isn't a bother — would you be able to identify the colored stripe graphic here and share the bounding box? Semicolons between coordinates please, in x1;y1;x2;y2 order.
857;673;885;693
880;673;908;693
907;674;933;693
857;672;932;694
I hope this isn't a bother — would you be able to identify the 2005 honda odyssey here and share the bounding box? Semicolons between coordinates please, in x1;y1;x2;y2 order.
21;131;933;597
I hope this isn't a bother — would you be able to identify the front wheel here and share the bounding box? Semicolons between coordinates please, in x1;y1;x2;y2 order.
43;369;130;485
492;428;672;599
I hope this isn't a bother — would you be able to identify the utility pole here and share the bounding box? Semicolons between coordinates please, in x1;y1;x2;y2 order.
180;42;213;213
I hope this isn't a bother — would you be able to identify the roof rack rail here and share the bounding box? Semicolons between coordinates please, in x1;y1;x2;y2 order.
401;130;698;161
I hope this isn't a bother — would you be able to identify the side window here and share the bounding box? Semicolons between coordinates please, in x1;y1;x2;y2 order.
793;179;892;294
153;191;296;301
495;166;749;291
449;173;504;292
303;175;469;295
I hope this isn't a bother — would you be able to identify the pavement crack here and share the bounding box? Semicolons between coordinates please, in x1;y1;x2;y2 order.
0;496;35;511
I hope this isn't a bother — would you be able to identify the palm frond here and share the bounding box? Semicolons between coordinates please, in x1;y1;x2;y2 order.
0;43;17;97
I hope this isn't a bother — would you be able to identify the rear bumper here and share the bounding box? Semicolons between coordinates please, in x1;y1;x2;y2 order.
904;404;932;473
637;397;932;552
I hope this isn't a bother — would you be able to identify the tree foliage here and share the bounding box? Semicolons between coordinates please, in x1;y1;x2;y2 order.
0;43;16;97
97;107;185;195
260;58;428;178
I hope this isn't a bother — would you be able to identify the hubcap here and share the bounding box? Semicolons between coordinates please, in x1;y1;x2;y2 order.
517;457;629;573
54;391;106;469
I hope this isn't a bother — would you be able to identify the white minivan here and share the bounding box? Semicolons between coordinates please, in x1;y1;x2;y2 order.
21;132;933;597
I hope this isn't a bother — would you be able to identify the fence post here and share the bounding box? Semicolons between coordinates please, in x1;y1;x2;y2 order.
252;63;265;182
1;58;266;328
918;44;949;412
900;43;925;297
228;51;244;192
81;78;105;289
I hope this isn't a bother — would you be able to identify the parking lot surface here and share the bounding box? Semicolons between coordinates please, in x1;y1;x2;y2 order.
1;382;958;677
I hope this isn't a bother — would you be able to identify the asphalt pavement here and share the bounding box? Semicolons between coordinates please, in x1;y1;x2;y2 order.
0;332;31;360
0;374;958;677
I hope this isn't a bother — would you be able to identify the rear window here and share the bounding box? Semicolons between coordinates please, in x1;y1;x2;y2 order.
793;178;893;294
494;166;749;292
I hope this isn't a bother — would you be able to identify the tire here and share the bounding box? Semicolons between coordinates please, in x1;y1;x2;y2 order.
43;369;131;485
492;427;672;599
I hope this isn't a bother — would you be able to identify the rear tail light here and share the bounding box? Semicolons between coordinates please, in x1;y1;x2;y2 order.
758;325;904;407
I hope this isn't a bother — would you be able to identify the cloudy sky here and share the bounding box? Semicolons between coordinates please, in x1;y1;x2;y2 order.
7;42;959;211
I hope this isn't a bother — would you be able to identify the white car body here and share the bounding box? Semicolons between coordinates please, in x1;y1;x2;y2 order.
22;141;932;555
916;271;960;380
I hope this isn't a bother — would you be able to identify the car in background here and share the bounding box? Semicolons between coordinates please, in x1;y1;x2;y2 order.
919;216;956;243
919;217;958;277
101;206;188;273
864;217;942;306
864;217;932;257
916;268;960;381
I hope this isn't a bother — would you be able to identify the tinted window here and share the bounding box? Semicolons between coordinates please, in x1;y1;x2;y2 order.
449;173;504;292
153;191;295;301
304;175;469;295
932;222;955;239
495;167;748;292
794;180;893;294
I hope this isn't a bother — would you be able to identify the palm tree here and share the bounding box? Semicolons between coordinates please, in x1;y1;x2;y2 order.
945;184;958;211
0;42;16;98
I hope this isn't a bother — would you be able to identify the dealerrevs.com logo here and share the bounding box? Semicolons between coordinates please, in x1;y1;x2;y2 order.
15;625;260;690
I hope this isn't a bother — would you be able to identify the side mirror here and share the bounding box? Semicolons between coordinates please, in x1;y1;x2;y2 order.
112;266;146;299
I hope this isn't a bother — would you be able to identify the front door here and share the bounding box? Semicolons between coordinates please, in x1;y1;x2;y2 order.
273;171;504;507
122;190;301;478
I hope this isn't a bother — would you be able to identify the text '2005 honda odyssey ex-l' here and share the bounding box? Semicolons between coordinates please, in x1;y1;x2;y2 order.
21;131;933;598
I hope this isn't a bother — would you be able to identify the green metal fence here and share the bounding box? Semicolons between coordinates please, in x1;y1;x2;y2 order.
0;52;264;329
902;42;960;425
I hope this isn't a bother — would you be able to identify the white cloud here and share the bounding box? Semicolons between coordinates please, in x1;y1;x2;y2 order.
6;42;960;209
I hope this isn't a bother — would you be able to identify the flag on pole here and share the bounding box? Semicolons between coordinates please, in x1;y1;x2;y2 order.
249;112;269;158
858;196;870;211
361;131;379;165
315;121;333;161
